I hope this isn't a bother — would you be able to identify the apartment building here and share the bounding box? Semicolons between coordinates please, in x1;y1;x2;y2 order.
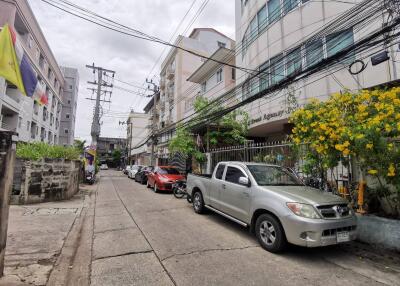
97;136;127;166
59;67;79;146
185;46;236;119
127;111;150;165
235;0;400;140
154;28;235;162
0;0;64;144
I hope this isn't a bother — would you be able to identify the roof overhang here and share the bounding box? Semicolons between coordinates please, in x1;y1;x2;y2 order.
187;47;235;83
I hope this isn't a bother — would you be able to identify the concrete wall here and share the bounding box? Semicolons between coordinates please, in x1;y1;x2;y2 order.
357;215;400;251
11;158;81;205
0;130;17;277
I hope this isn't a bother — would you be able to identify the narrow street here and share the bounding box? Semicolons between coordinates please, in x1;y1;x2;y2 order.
89;170;400;286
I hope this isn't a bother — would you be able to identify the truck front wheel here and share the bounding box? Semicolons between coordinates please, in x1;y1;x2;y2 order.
193;191;205;214
255;214;287;253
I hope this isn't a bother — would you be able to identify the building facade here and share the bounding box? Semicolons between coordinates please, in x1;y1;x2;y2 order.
0;0;64;144
97;137;127;166
59;67;79;146
235;0;400;141
152;28;235;163
127;111;150;165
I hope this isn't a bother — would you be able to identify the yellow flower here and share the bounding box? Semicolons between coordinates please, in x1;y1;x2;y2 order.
319;136;325;141
342;149;350;156
388;143;394;151
319;123;327;131
355;134;365;139
335;144;345;152
368;169;378;175
385;124;392;132
388;163;396;177
301;126;308;132
293;137;301;144
343;141;350;147
366;143;373;149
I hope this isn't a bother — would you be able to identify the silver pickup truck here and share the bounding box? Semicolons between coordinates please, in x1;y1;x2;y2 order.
187;162;357;253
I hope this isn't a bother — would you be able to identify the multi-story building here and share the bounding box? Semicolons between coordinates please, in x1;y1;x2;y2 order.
0;0;64;144
97;137;127;166
59;67;79;146
235;0;400;140
185;46;236;118
127;111;150;165
154;28;235;163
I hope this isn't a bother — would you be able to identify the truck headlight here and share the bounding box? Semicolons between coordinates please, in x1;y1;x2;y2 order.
286;203;321;219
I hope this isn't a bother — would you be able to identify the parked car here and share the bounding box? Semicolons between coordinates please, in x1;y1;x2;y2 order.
135;166;154;184
128;165;143;179
186;162;357;253
124;165;132;175
100;164;108;170
147;166;185;192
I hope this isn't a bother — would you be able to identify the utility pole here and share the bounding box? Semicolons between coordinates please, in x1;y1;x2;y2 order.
86;63;115;146
146;78;159;166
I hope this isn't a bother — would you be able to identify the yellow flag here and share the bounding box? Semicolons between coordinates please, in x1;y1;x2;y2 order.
0;24;26;95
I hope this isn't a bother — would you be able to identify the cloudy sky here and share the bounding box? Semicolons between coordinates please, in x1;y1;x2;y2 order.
29;0;235;143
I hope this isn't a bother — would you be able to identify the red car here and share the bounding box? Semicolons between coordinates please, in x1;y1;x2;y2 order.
147;166;185;192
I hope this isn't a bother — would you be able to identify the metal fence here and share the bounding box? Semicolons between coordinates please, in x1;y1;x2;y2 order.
209;141;352;195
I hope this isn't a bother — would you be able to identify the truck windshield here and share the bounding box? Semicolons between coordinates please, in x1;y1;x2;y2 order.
247;165;303;186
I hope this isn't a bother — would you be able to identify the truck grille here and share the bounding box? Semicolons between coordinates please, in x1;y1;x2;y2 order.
322;225;357;237
317;204;351;218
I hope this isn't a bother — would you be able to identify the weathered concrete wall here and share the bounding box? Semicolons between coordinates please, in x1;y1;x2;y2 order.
357;214;400;251
0;130;16;277
11;158;81;205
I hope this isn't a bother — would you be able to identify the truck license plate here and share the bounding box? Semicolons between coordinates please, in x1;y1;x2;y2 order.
337;231;350;243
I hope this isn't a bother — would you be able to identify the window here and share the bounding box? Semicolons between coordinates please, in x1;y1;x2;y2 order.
215;164;226;179
67;100;71;104
242;26;250;56
259;61;270;91
201;82;206;93
26;121;30;131
216;68;223;83
268;0;281;24
18;117;22;128
28;35;33;48
64;129;69;134
69;85;73;90
283;0;299;15
286;47;302;76
231;68;236;80
257;5;268;32
249;16;258;42
270;54;285;85
66;114;70;119
225;167;247;184
326;29;354;63
305;38;324;68
250;77;259;96
217;41;226;48
39;54;45;70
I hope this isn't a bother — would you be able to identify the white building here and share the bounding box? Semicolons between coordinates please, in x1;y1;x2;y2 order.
0;0;64;144
59;67;79;146
155;28;235;163
186;46;237;119
235;0;400;140
127;111;150;165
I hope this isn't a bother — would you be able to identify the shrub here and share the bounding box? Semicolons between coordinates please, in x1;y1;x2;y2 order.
16;142;81;161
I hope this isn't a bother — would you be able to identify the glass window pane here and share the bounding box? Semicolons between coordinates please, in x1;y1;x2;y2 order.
283;0;299;15
305;38;324;68
225;167;246;184
258;5;268;32
268;0;281;24
215;164;225;179
259;61;270;91
270;54;285;85
326;29;354;62
250;16;258;42
286;47;302;76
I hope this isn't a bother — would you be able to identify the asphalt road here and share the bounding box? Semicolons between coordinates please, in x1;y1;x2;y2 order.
90;170;400;286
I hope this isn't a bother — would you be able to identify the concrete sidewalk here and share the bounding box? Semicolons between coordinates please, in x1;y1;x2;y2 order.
0;183;97;286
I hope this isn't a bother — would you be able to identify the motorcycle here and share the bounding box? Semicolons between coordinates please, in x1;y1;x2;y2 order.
172;180;191;203
85;171;96;185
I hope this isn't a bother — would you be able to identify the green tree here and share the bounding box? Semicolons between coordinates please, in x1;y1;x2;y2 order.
112;149;122;165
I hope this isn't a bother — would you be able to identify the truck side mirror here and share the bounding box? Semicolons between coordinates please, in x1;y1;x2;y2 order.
239;177;250;187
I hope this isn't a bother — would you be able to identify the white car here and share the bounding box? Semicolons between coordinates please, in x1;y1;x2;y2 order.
124;165;132;175
128;165;143;179
100;164;108;170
